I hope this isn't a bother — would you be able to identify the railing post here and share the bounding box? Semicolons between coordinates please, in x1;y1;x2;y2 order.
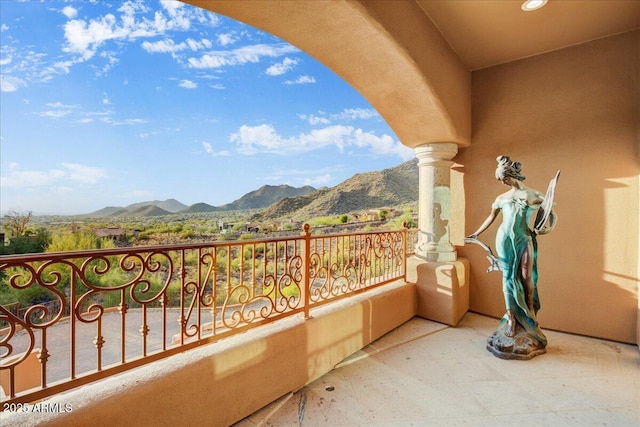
402;222;408;280
302;223;311;319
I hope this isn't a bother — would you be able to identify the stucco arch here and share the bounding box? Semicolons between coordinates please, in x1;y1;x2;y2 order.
183;0;471;148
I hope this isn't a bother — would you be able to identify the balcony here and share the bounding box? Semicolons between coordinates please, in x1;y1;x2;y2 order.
1;223;638;425
238;313;640;426
1;226;419;425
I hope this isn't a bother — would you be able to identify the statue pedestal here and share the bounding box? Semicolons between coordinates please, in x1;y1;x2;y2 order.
487;319;546;360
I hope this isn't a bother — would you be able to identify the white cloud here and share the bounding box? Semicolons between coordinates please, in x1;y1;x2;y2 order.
298;113;331;126
46;102;77;109
266;57;298;76
284;75;316;85
82;110;112;117
188;43;299;69
1;24;9;32
217;32;236;46
52;59;75;75
62;163;107;184
103;117;146;126
142;39;186;53
263;165;342;187
39;110;73;119
1;163;66;188
3;2;221;90
36;102;78;119
61;0;214;61
304;174;332;187
61;6;78;19
142;37;211;54
186;38;212;51
159;0;187;23
62;14;122;60
0;75;27;92
335;108;379;121
95;50;119;76
231;123;413;160
1;163;106;188
202;141;230;156
353;129;414;160
298;108;380;126
178;79;197;89
231;124;290;155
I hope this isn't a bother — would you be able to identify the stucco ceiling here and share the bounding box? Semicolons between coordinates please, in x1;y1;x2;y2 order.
416;0;640;70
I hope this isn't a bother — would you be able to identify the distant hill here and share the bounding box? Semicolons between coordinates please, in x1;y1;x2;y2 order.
84;185;317;217
86;199;186;218
107;208;130;217
87;206;123;216
81;161;416;220
252;159;418;221
125;205;171;217
180;202;220;214
217;185;317;211
125;199;187;213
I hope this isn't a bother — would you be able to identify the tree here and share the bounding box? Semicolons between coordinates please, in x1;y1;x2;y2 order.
0;228;50;255
2;210;32;237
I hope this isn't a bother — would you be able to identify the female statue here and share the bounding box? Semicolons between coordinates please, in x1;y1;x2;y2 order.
468;156;558;359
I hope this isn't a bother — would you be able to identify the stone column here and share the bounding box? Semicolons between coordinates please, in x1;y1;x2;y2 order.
414;143;458;262
409;142;468;326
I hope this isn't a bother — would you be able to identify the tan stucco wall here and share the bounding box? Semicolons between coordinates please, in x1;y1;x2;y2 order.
457;30;639;344
4;281;416;427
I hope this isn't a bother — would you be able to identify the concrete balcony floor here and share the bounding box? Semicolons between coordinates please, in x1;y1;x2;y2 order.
236;313;639;427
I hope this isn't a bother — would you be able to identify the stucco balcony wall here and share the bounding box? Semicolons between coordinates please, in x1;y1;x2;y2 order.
5;281;416;427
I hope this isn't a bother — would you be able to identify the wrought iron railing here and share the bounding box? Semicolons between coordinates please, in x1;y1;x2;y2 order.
0;225;409;405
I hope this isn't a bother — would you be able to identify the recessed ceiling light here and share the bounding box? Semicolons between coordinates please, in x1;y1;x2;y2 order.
521;0;548;11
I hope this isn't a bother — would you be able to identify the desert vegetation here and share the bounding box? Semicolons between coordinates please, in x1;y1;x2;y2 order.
1;159;419;314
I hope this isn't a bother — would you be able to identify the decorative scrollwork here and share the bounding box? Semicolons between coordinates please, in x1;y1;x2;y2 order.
308;231;405;306
127;252;173;305
0;306;35;368
0;226;408;403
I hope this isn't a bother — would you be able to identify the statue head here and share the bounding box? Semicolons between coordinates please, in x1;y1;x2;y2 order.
495;155;526;181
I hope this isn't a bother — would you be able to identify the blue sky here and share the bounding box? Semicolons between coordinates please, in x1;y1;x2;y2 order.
0;0;413;215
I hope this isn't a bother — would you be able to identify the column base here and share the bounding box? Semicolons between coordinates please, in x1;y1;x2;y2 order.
416;250;458;262
406;256;469;326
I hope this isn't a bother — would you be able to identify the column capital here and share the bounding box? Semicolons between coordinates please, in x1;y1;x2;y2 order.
415;143;458;163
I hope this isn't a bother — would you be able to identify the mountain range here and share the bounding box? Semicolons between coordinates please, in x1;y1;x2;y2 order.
85;159;418;220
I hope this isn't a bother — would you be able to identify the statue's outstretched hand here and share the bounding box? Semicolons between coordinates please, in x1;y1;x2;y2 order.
535;225;552;235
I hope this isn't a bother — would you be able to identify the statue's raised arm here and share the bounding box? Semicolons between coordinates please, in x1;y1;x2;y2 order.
534;170;560;235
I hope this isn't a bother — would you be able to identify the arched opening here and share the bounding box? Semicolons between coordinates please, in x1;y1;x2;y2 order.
184;0;471;147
